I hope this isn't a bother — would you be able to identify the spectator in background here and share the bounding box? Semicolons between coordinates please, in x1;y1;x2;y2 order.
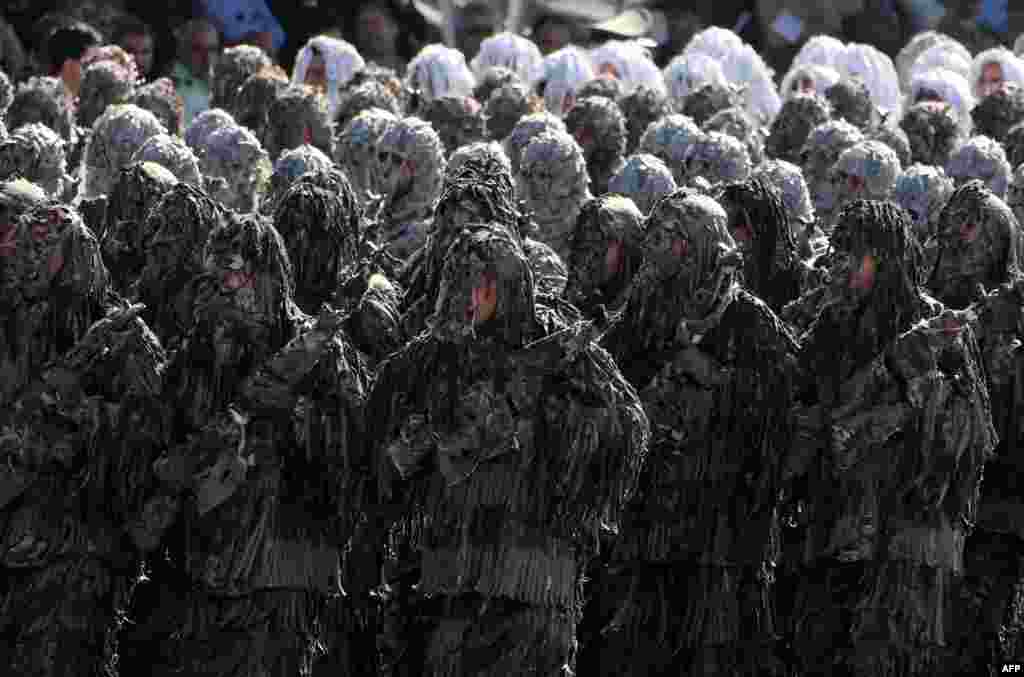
112;15;156;78
196;0;285;58
46;22;103;98
347;0;426;73
455;1;501;60
532;13;583;55
170;18;220;125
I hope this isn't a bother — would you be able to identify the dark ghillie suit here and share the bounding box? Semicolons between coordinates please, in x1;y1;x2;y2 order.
211;45;273;113
129;78;186;138
232;67;290;149
824;77;877;130
264;86;335;163
471;66;519;108
1004;120;1024;169
371;222;649;676
765;93;832;165
587;190;797;677
482;81;540;142
869;122;911;170
564;96;628;196
0;123;72;200
788;200;996;677
334;80;402;132
81;104;167;200
618;86;674;157
607;153;677;216
704;106;766;167
258;144;331;219
800;119;865;231
420;96;485;158
681;81;743;127
970;83;1024;146
900;101;964;168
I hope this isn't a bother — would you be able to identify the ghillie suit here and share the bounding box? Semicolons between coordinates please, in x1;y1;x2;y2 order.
515;130;592;263
444;142;511;185
765;93;832;165
788;199;996;677
0;205;110;408
1011;165;1024;228
537;45;595;117
618;86;673;157
130;78;185;138
971;83;1024;145
184;108;237;154
132;184;226;353
78;59;138;131
680;81;743;127
100;161;179;293
637;113;704;186
703;106;766;167
0;123;71;199
945;136;1013;200
893;164;955;245
906;68;975;136
503;112;566;177
899;101;964;168
80;104;167;199
800;119;865;230
372;116;445;261
335;108;398;209
576;75;624;103
197;125;272;213
716;177;805;312
210;44;272;113
334;80;402;132
292;36;365;119
590;39;666;98
273;170;362;314
0;178;46;255
0;302;169;677
1006;121;1024;170
836;44;902;121
6;77;74;146
370;222;649;677
130;134;203;187
868;122;911;170
0;69;13;117
472;67;520;108
470;32;543;88
482;81;541;142
259;144;333;218
587;191;798;677
232;66;290;148
822;139;901;232
563;194;645;318
896;31;961;91
681;132;752;190
564;96;628;196
662;52;729;113
264;85;335;163
405;44;476;106
970;48;1024;99
780;64;841;101
419;95;485;157
824;76;877;130
751;159;820;258
607;153;677;216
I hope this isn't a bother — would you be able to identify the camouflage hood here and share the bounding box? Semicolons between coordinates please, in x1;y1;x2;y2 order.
264;85;334;162
607;153;677;215
682;131;752;188
945;135;1012;200
211;44;272;112
334;108;398;206
78;60;137;130
0;122;69;198
899;100;963;167
184;108;237;152
131;134;202;187
199;124;272;213
638;113;705;185
470;32;543;85
564;95;628;195
765;93;832;164
292;36;365;118
892;163;954;242
483;81;541;142
129;78;185;137
81;104;167;199
405;44;476;104
503;111;566;176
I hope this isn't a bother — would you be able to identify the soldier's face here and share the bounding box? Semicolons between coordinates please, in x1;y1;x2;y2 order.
305;54;327;92
469;271;498;325
930;217;994;308
978;62;1004;98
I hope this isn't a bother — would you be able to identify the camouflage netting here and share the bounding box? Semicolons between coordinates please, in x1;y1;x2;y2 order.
334;79;401;131
273;169;362;314
899;100;964;167
100;161;178;291
503;111;566;176
637;113;705;185
129;78;185;138
824;76;877;129
6;76;74;142
211;44;273;112
780;63;841;100
81;104;167;199
946;135;1013;199
896;31;954;90
1005;120;1024;168
576;74;624;102
616;87;672;158
663;52;729;112
565;96;628;195
0;122;69;198
199;124;272;213
130;134;202;187
765;93;833;164
0;69;13;115
800;119;865;223
472;65;520;104
231;66;290;145
590;39;666;97
752;159;817;237
703;105;766;166
78;60;138;130
419;95;485;156
971;83;1024;145
682;131;752;188
538;45;596;116
907;67;974;135
470;32;544;85
892;163;954;242
827;139;902;218
264;85;334;161
445;141;511;183
261;143;334;217
680;81;743;127
483;81;541;142
184;108;237;152
405;44;476;104
607;153;677;215
347;61;408;109
334;108;397;207
516;129;591;261
292;35;365;118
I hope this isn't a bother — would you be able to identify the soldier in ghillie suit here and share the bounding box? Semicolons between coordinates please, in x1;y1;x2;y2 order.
515;130;591;263
370;221;649;676
6;77;75;151
503;112;566;177
0;301;169;677
800;119;865;232
946;136;1013;200
618;87;673;157
0;123;73;200
607;154;677;216
130;78;186;138
334;79;402;132
576;75;624;103
264;85;335;162
373;116;445;261
680;81;743;127
482;82;541;143
716;177;805;312
588;191;798;676
80;103;167;199
471;66;519;108
899;101;964;167
681;132;752;190
765;93;833;165
419;95;485;157
893;164;955;245
751;159;821;259
0;178;46;255
211;44;272;113
100;161;179;293
564;96;628;196
259;144;333;218
703;106;766;167
184;108;237;154
1004;120;1024;169
232;66;290;148
563;194;645;319
0;204;111;407
637;113;705;186
1011;165;1024;227
335;108;398;210
787;200;996;677
197;124;272;214
824;76;877;130
868;123;911;170
822;139;902;232
131;134;203;187
78;59;138;130
971;83;1024;145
